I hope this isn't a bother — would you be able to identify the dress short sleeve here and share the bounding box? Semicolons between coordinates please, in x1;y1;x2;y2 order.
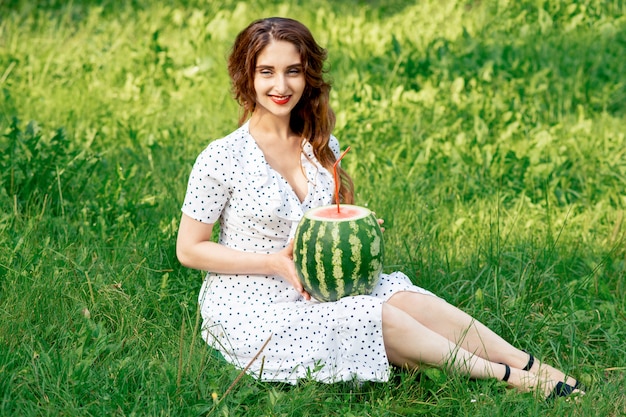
329;135;341;159
181;141;231;224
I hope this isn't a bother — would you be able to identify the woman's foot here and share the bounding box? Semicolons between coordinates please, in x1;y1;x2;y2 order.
504;366;584;400
520;352;581;390
546;381;582;400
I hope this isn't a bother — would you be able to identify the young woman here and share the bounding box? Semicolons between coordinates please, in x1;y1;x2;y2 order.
176;17;583;399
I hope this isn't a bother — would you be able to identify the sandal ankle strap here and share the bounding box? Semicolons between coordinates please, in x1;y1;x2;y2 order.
501;363;511;382
522;350;535;372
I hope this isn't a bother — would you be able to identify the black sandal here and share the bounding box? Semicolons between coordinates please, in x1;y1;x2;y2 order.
524;351;582;390
502;363;511;382
522;351;535;371
502;362;581;400
547;381;579;401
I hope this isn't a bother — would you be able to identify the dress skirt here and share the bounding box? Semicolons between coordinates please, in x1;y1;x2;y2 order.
199;271;435;384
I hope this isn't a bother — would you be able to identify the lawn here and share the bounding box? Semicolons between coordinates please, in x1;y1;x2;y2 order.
1;0;625;415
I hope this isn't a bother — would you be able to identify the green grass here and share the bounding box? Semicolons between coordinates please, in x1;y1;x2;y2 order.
1;0;625;415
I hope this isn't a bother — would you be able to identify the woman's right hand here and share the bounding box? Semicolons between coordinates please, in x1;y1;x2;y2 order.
272;240;311;300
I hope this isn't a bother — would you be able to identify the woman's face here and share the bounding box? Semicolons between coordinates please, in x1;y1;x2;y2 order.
253;40;305;120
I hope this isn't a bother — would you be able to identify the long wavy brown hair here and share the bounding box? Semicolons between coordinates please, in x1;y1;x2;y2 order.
228;17;354;204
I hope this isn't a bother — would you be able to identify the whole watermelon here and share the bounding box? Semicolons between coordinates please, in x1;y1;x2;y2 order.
292;204;384;302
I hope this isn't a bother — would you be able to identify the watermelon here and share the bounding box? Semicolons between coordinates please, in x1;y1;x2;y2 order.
292;204;384;302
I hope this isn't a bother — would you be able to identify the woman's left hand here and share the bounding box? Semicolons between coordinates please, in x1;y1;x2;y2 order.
372;212;385;233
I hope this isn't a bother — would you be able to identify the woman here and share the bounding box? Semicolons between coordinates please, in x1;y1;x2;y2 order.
176;17;582;399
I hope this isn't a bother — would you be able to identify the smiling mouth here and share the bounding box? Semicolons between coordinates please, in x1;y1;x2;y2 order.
270;95;291;105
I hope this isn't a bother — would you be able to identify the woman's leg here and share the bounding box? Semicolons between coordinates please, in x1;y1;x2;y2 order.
387;291;580;388
382;302;555;395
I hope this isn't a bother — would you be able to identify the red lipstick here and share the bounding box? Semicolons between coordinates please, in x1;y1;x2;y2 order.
271;95;290;105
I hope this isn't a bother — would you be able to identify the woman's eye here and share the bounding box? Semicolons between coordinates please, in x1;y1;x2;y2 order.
260;70;272;76
288;69;301;75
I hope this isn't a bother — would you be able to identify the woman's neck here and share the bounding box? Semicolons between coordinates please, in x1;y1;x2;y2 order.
249;111;294;143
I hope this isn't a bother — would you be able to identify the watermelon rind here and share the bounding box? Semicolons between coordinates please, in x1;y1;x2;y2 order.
292;204;384;302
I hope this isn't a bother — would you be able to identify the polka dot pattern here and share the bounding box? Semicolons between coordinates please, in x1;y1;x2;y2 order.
182;122;435;384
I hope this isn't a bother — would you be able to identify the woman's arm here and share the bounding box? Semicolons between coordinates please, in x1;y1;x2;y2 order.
176;213;310;299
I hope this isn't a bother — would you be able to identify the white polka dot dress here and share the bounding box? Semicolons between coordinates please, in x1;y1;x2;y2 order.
181;122;435;384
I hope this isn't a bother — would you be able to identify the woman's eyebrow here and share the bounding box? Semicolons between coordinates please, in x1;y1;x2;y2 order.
256;63;303;69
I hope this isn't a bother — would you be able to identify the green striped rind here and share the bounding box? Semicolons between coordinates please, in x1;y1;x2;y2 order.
292;205;384;302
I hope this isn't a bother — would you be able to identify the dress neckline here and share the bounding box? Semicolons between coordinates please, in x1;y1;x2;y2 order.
244;122;311;204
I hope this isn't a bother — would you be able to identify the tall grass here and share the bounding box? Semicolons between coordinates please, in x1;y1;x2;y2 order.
1;0;625;415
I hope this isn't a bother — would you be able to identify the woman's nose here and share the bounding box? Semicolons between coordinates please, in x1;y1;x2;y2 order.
274;74;288;92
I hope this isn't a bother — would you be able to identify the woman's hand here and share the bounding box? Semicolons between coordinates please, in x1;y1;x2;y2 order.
272;240;311;300
372;212;385;233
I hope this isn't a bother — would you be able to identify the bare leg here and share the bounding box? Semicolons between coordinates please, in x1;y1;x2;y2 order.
387;291;581;388
381;303;557;395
